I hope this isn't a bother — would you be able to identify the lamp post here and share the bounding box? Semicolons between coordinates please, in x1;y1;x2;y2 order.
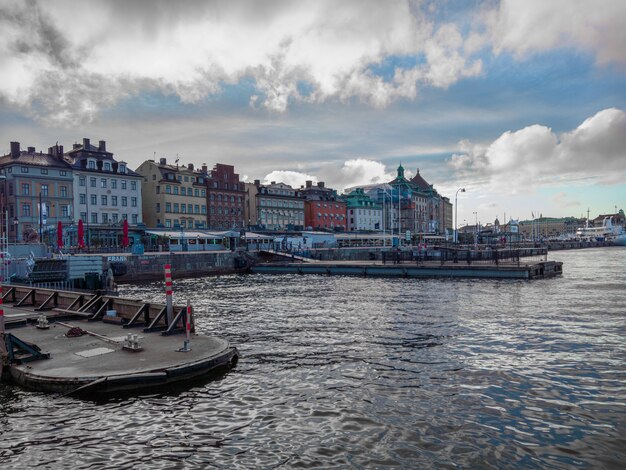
454;188;465;243
473;211;478;246
13;217;19;244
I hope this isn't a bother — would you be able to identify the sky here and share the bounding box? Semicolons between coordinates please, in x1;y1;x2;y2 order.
1;0;625;226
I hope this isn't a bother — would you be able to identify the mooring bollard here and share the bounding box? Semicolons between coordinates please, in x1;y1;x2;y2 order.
164;264;173;326
178;300;192;352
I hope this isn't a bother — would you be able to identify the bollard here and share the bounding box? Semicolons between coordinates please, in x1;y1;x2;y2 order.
164;264;173;326
0;284;5;358
178;300;192;352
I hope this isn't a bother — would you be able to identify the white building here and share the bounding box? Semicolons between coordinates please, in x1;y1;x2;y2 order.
342;188;383;232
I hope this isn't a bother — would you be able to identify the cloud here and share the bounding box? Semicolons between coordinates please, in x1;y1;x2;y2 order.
448;108;626;192
262;170;317;189
0;0;486;124
488;0;626;66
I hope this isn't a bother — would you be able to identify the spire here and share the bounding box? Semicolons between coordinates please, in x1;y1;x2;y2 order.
397;163;405;179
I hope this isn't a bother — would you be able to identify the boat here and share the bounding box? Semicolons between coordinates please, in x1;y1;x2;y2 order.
576;216;626;245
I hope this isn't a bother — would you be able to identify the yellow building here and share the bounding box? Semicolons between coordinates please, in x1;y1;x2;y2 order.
136;158;207;229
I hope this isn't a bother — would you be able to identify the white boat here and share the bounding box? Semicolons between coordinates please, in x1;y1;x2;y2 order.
576;216;626;245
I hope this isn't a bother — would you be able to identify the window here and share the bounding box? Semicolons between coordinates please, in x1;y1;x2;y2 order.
180;187;186;196
90;194;97;205
79;194;86;205
194;189;199;197
104;162;111;171
111;179;117;189
111;196;118;206
88;160;96;169
41;168;48;175
21;166;28;173
90;177;96;188
173;186;179;195
80;212;86;221
60;186;68;197
22;183;30;196
60;170;66;176
112;213;118;224
188;204;193;213
177;176;182;182
201;205;206;214
165;203;171;212
131;181;137;191
119;164;126;173
79;176;86;187
121;197;127;207
166;219;171;228
62;205;69;217
156;186;160;194
181;204;186;214
131;197;137;207
22;204;31;216
101;195;107;205
121;180;127;190
173;203;179;213
165;185;171;194
102;213;109;224
41;184;49;196
184;176;189;182
132;214;138;224
152;174;156;180
101;178;107;188
201;189;206;197
90;212;98;224
156;203;160;213
194;204;199;214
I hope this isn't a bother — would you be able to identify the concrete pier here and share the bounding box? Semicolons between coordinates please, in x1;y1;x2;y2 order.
0;285;238;395
251;259;563;280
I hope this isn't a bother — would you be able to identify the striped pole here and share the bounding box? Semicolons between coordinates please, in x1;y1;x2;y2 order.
164;264;173;326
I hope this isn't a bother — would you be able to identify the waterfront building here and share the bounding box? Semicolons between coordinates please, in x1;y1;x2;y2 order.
0;142;74;243
409;168;452;235
341;187;382;232
518;217;586;240
136;157;207;230
244;182;259;229
592;209;625;228
65;138;143;247
203;163;246;230
300;181;347;231
254;180;304;230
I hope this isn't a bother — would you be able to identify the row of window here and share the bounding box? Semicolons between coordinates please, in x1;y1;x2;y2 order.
78;212;138;224
20;204;71;217
79;194;137;207
17;167;68;176
79;176;136;190
209;194;243;204
163;185;206;197
260;199;304;209
162;219;204;229
158;203;207;215
19;183;69;197
210;207;242;215
86;160;127;173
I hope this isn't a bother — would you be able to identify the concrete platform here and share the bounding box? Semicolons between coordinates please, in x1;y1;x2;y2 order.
2;304;238;395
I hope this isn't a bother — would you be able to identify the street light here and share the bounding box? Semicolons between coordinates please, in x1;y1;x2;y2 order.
454;188;465;243
473;211;478;246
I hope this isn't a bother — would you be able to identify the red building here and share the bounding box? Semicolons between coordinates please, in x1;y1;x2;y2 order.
300;181;346;231
204;163;246;230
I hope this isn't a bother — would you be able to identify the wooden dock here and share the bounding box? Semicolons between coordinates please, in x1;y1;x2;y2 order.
0;285;238;395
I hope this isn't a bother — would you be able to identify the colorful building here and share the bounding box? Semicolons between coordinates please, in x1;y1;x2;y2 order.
341;187;382;231
136;158;207;229
300;181;346;231
254;180;304;230
204;163;246;230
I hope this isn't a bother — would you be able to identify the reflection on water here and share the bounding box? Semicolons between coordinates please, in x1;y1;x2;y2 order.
1;248;625;468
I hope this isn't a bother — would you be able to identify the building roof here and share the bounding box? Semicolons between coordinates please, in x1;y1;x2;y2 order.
0;150;72;170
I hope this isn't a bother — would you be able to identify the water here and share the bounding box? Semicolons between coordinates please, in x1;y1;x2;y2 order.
1;248;625;468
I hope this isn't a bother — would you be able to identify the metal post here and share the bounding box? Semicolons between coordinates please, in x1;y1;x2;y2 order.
0;285;6;358
164;264;173;325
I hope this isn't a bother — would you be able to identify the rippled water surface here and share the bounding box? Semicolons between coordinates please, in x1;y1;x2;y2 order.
1;248;625;469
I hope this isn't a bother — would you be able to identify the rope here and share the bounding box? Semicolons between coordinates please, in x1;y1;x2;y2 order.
65;327;86;337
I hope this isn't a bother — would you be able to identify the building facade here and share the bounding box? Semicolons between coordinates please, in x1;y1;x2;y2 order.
254;181;304;230
204;163;246;230
0;142;74;243
341;187;382;231
300;181;347;231
66;138;143;247
136;158;207;229
244;182;259;229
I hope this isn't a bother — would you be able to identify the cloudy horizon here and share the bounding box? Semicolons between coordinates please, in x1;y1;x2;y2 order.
1;0;624;224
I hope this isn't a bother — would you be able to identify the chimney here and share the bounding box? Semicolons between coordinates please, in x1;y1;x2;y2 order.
73;143;80;149
59;145;63;156
160;157;167;165
10;142;20;158
187;163;194;170
98;140;106;152
306;180;312;188
202;164;207;172
83;138;90;149
254;179;260;186
317;181;325;188
271;181;276;185
27;146;35;154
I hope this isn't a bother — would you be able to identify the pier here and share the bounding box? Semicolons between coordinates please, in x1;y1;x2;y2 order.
0;284;238;395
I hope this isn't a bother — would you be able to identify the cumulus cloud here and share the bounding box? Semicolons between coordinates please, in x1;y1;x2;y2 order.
448;108;626;192
488;0;626;66
0;0;486;124
262;170;317;189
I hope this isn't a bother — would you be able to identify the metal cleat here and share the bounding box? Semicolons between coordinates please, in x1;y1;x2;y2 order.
36;315;50;330
123;333;143;352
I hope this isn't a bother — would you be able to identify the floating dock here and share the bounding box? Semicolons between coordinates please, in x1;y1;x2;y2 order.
251;259;563;279
0;285;238;395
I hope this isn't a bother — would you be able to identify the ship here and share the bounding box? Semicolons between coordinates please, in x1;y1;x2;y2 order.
576;216;626;245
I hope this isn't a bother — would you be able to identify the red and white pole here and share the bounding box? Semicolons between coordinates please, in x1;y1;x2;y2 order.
182;299;192;351
0;284;6;358
164;264;173;326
